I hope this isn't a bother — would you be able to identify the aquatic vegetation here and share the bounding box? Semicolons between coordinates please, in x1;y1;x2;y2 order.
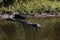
0;0;60;14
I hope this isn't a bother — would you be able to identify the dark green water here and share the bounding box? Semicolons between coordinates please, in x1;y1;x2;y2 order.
0;18;60;40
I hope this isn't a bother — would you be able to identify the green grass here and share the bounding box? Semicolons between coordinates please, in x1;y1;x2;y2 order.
0;0;60;14
0;18;60;40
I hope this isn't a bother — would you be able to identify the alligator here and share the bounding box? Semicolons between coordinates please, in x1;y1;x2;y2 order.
0;14;43;28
